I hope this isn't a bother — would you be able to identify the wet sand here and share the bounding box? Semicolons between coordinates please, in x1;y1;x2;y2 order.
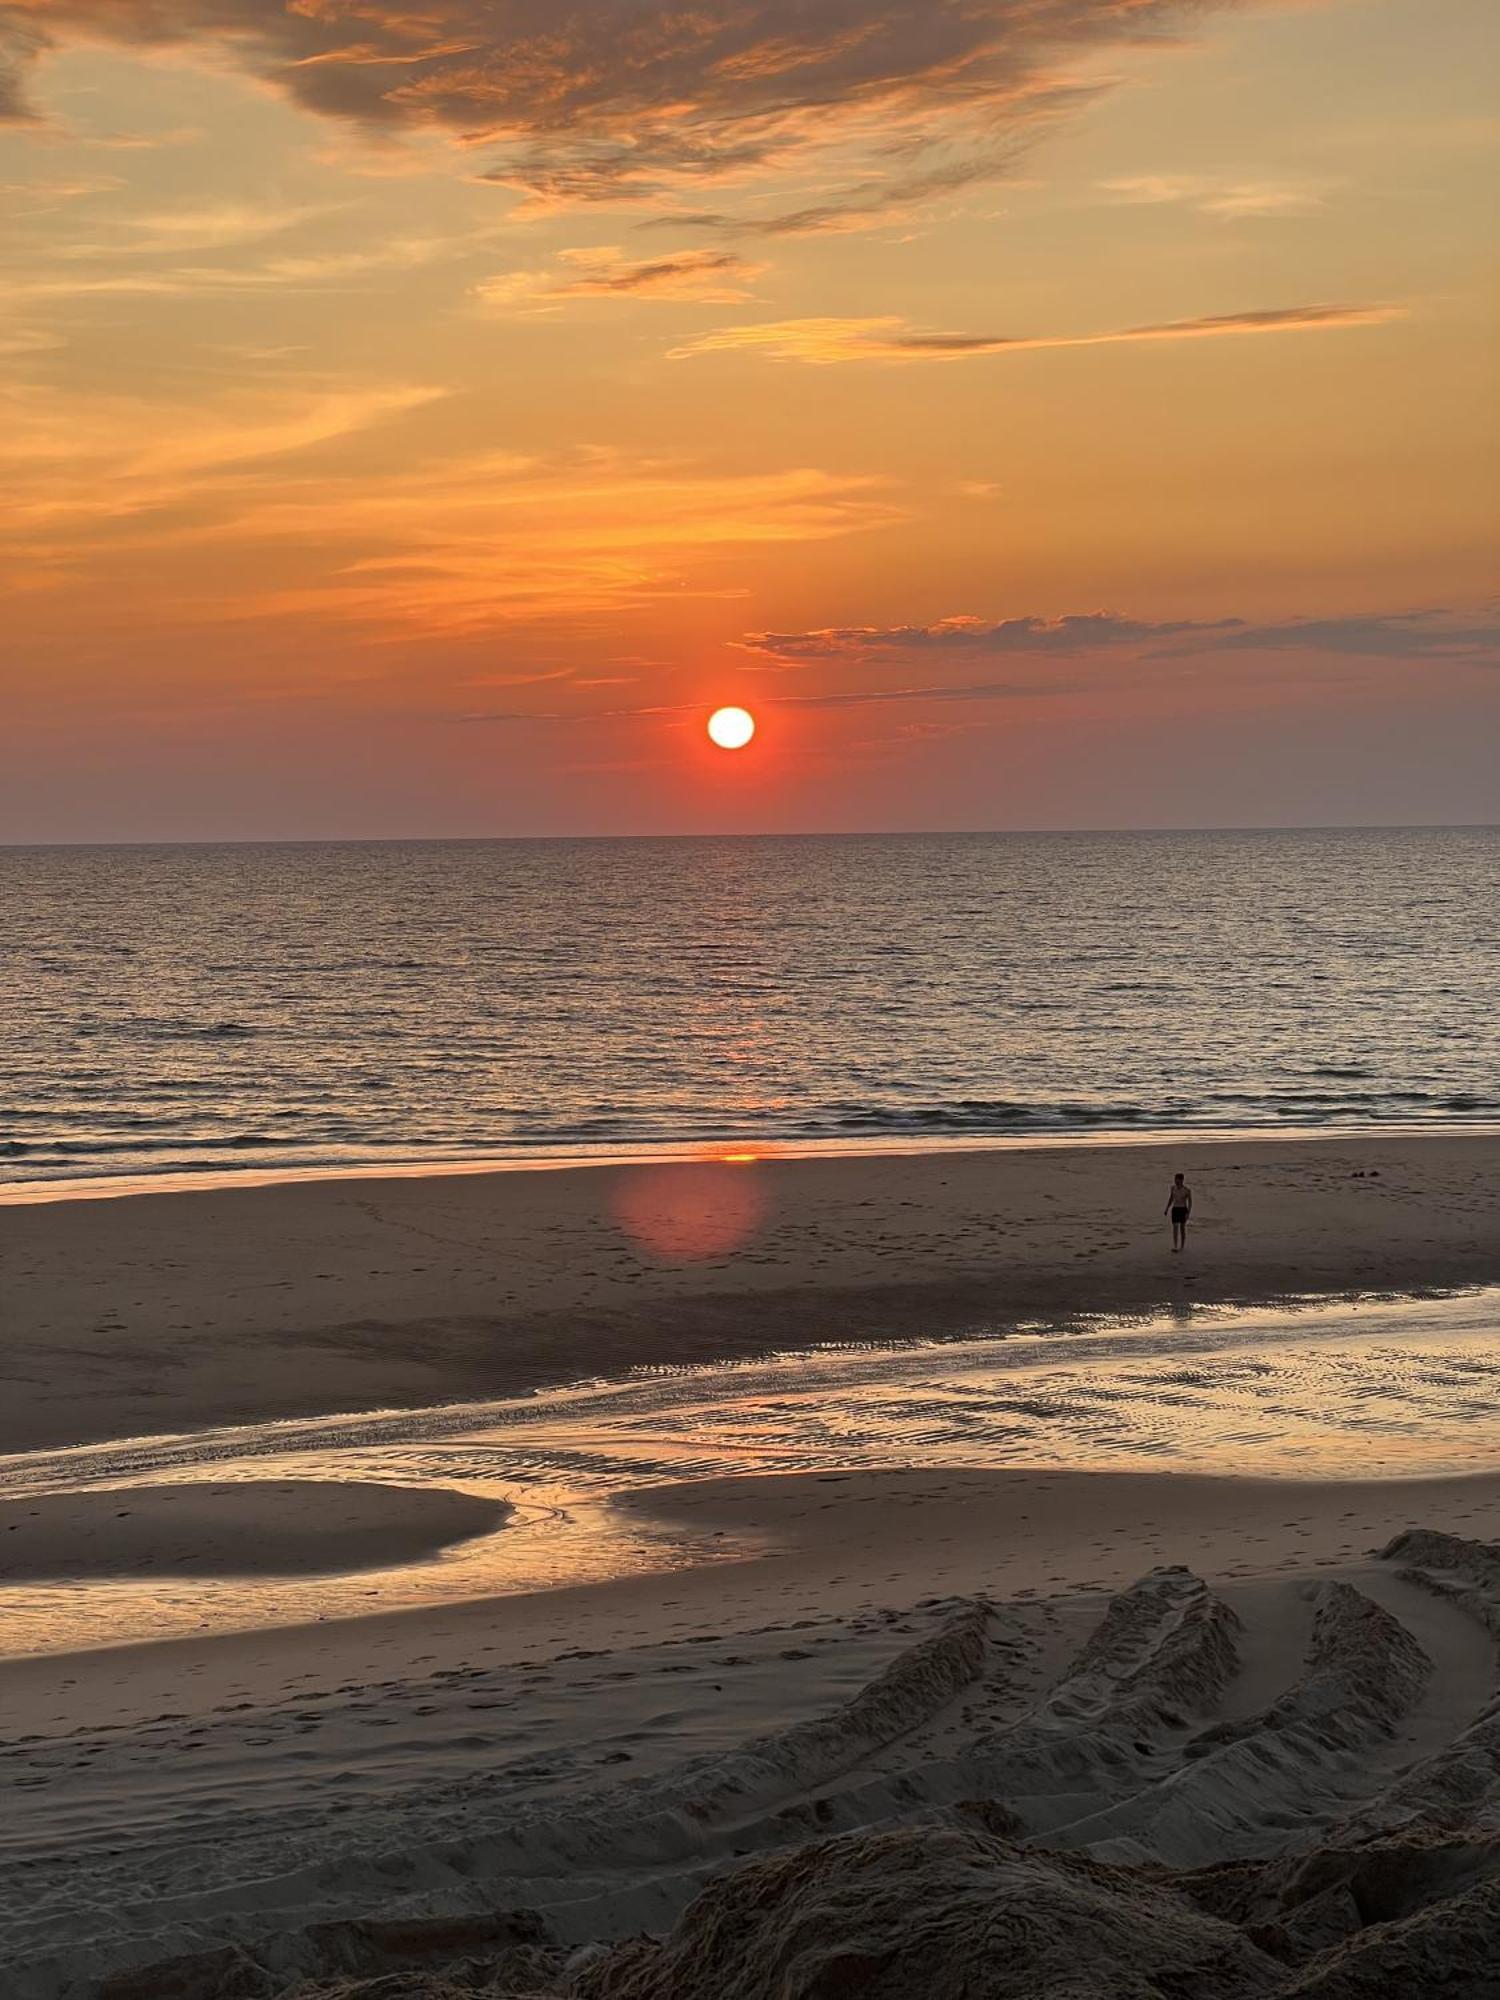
0;1480;507;1583
2;1131;1497;1453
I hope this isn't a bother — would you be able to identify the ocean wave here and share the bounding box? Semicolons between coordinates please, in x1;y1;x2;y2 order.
821;1100;1152;1133
6;1091;1500;1177
8;1133;314;1159
6;1102;1500;1186
72;1018;259;1043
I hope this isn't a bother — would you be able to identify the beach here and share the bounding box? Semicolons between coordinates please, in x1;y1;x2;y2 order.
8;0;1494;1974
4;1133;1500;1996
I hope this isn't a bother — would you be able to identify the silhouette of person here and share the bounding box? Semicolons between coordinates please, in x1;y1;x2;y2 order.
1165;1172;1193;1252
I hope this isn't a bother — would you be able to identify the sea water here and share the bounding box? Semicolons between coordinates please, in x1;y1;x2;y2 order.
2;827;1496;1186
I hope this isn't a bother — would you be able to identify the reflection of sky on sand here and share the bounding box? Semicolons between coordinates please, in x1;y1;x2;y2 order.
3;1289;1497;1657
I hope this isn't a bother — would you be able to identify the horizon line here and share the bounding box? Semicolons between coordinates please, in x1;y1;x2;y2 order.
2;821;1497;852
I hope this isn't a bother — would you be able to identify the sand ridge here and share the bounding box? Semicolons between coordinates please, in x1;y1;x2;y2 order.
10;1525;1500;1997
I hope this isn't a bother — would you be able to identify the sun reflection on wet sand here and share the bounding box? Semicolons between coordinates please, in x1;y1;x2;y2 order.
1;1289;1496;1658
610;1157;769;1262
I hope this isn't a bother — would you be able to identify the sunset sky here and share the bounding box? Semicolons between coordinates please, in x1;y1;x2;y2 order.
2;0;1495;841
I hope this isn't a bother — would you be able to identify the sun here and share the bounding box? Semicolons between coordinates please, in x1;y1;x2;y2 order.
707;706;756;751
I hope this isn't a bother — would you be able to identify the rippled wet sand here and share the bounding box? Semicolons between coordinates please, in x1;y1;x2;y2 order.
3;1289;1496;1656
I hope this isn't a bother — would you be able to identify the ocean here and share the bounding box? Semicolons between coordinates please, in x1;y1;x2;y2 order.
2;827;1496;1188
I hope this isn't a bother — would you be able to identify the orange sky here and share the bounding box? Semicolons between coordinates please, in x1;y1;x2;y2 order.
1;0;1496;839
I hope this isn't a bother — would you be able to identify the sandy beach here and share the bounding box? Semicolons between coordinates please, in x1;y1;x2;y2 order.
3;1135;1499;1996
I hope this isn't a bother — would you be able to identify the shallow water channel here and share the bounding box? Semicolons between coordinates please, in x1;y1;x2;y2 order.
2;1288;1496;1656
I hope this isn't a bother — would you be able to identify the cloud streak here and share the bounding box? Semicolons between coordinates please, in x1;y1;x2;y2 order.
742;614;1242;659
478;247;765;310
1209;612;1500;662
744;608;1500;665
641;134;1048;238
3;228;505;304
458;676;1068;723
1100;175;1330;220
672;303;1405;364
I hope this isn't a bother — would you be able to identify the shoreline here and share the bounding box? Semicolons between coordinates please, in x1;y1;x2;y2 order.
4;1116;1500;1208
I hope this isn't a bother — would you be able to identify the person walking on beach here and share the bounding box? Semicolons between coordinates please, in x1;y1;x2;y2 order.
1165;1173;1193;1252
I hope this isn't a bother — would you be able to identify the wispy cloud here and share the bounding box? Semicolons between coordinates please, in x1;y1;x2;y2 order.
49;201;337;260
1100;175;1331;220
4;233;495;302
81;124;204;151
672;303;1405;365
477;247;765;311
1209;612;1500;662
1;373;898;639
0;324;62;356
0;173;125;208
456;676;1069;723
641;134;1046;238
230;463;898;633
0;379;446;537
775;677;1068;710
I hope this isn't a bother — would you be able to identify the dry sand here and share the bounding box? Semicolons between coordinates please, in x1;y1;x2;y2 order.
2;1132;1497;1452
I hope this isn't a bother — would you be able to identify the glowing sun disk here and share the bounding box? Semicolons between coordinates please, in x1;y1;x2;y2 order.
708;705;756;750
